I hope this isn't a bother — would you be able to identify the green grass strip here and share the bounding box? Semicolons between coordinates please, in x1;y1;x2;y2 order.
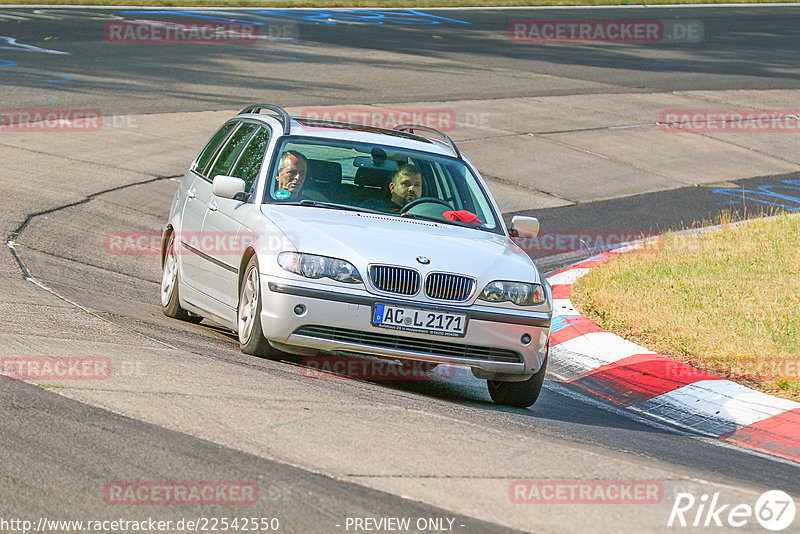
572;213;800;401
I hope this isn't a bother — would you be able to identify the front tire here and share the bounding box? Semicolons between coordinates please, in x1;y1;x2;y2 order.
487;353;548;408
161;232;202;323
238;256;276;357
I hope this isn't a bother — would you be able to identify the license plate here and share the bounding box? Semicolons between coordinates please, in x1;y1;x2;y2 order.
372;304;467;337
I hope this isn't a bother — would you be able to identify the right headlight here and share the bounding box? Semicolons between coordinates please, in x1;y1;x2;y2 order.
277;252;363;284
478;281;545;306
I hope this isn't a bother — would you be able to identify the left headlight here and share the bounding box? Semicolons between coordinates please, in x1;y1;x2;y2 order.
478;281;545;306
277;252;363;284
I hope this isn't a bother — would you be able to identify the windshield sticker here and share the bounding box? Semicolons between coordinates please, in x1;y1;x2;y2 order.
275;189;292;200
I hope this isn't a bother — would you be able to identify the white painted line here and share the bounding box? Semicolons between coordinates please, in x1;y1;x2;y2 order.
646;379;800;428
555;332;654;368
546;381;800;467
546;267;591;286
545;381;698;436
552;299;580;317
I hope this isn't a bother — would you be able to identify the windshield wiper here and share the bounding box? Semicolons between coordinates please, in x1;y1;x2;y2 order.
399;212;481;229
290;200;383;214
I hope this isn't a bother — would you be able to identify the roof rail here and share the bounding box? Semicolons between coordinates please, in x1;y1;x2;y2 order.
239;104;291;135
393;124;461;159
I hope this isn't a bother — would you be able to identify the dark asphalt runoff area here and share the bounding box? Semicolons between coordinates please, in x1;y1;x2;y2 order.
0;377;523;534
516;171;800;271
1;5;799;533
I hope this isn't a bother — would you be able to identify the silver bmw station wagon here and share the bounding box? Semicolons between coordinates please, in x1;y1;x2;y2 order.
161;104;552;407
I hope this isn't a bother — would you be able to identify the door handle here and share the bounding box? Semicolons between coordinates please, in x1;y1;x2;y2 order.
186;189;197;200
207;200;218;212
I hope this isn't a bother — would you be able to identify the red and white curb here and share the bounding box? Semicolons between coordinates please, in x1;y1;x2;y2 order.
545;245;800;463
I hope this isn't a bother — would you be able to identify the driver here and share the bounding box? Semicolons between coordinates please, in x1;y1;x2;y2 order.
275;150;308;199
364;164;423;212
273;150;326;202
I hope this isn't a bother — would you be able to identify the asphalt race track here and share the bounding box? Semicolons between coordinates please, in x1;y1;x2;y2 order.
1;5;799;110
1;5;799;534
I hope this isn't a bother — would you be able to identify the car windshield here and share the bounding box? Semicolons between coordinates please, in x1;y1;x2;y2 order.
264;136;502;234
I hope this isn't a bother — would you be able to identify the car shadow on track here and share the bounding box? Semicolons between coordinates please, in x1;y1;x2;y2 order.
191;321;689;437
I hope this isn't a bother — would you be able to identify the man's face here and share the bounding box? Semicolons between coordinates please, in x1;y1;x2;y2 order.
390;173;422;207
277;154;307;195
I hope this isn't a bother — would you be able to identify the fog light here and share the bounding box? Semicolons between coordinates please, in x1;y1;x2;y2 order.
520;333;532;345
294;304;306;316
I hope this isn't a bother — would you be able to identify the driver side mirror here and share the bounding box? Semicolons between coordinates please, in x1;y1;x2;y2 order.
212;175;248;201
509;216;539;237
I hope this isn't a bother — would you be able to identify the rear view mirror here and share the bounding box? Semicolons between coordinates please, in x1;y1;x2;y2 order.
353;155;399;171
509;216;539;237
212;175;247;200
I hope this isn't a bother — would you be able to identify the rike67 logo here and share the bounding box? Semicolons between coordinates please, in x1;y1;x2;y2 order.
668;490;796;531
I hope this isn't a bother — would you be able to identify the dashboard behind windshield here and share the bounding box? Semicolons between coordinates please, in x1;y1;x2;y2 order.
264;137;502;234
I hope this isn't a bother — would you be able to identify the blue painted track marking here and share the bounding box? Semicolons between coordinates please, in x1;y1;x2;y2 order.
712;179;800;211
117;9;470;26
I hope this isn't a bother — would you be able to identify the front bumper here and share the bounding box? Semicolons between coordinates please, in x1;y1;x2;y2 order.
260;278;551;377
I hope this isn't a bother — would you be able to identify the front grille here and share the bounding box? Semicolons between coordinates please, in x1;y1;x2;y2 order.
425;273;476;301
293;325;522;364
369;265;420;296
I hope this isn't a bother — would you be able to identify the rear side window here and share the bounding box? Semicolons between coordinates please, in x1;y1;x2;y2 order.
206;123;259;182
193;122;236;176
230;127;271;193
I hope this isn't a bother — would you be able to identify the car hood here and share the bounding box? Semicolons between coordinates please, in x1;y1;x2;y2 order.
262;205;541;283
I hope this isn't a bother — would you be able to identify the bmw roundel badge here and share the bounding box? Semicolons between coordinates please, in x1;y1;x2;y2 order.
416;256;431;265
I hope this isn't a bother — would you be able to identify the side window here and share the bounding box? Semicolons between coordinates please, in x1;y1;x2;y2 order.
206;123;258;182
230;127;271;192
193;122;236;176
